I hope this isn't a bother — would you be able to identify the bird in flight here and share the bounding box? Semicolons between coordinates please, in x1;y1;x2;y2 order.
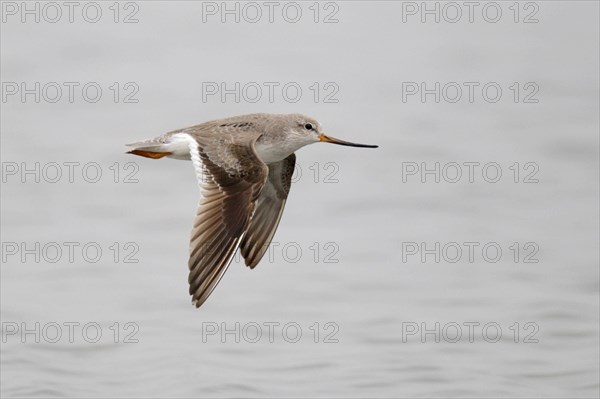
127;113;378;308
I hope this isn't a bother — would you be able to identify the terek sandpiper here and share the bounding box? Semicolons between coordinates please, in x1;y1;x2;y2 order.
127;113;378;308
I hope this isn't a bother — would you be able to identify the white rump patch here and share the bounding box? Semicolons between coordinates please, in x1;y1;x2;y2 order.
170;133;211;194
161;133;196;160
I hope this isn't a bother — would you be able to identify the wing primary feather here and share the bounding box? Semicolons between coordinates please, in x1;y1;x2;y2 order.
181;132;268;308
240;154;296;269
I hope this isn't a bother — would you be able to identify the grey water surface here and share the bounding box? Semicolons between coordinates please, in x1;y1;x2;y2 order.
1;1;598;397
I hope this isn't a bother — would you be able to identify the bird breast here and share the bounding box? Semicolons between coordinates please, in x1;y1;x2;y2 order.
254;134;306;164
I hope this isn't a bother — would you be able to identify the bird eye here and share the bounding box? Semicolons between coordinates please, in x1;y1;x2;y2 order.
304;123;313;130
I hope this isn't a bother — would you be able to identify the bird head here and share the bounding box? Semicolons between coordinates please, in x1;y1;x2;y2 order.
286;114;378;149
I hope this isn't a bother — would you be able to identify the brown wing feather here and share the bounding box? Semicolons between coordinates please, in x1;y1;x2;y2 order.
186;132;268;308
240;153;296;268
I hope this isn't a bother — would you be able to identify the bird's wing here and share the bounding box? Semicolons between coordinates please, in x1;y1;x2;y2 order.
184;131;268;308
240;153;296;268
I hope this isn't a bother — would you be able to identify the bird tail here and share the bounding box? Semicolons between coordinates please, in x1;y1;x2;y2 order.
126;133;196;160
126;139;173;159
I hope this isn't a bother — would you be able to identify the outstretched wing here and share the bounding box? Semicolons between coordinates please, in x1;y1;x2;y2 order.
240;153;296;268
183;132;268;308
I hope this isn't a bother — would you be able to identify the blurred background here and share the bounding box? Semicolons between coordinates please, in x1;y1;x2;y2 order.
1;1;598;397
